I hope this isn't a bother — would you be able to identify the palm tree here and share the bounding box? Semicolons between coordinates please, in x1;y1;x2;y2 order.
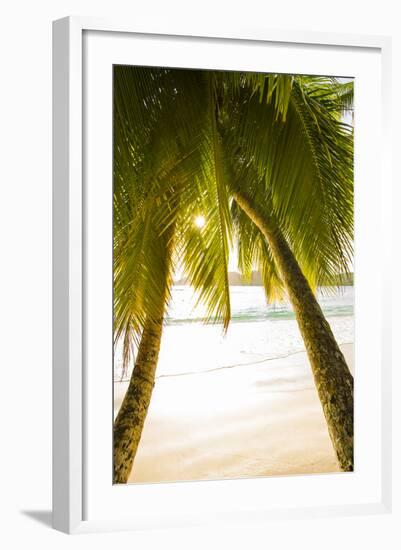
113;67;232;483
221;76;354;470
113;67;354;482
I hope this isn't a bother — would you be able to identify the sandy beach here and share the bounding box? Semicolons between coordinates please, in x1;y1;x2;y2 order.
114;341;353;484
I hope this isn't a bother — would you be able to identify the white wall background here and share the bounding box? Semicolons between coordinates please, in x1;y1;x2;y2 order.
0;1;399;548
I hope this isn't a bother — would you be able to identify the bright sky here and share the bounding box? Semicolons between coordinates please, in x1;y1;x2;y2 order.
228;244;239;272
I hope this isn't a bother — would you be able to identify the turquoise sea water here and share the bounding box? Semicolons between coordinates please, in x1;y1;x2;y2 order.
165;285;353;324
114;286;354;379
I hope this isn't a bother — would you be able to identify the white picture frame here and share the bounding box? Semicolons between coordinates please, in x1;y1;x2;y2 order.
52;16;392;534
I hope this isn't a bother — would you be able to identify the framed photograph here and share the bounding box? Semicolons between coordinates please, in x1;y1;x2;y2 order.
52;16;392;534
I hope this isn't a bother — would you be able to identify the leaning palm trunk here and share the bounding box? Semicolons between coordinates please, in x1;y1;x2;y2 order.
113;313;165;483
113;213;175;483
234;191;353;471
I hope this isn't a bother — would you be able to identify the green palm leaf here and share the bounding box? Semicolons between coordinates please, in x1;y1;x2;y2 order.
222;75;353;292
113;67;233;370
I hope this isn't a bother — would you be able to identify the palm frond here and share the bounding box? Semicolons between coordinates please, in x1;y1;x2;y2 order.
222;75;353;289
231;200;285;302
114;66;234;370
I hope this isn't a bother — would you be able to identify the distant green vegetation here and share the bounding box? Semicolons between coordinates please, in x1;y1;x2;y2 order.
320;272;354;286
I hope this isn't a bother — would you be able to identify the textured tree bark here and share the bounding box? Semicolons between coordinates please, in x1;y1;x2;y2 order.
234;191;354;471
113;314;164;483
